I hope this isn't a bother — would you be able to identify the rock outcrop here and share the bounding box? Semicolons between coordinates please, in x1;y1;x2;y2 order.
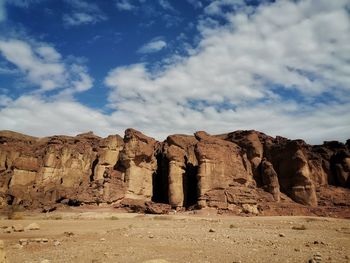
0;129;349;217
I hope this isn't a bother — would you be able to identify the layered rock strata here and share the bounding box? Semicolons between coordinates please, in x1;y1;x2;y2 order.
0;129;349;217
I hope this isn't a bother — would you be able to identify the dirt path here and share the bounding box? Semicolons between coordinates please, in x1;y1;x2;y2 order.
0;211;349;263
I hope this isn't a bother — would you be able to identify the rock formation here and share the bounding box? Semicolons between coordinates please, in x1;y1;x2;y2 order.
0;129;349;217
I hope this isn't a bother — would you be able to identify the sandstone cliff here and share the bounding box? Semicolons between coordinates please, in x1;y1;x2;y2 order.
0;129;349;217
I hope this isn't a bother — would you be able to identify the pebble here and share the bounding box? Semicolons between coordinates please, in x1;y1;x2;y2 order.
209;229;215;233
3;227;12;234
13;244;23;249
53;240;61;246
19;239;28;246
41;260;50;263
64;232;74;237
100;238;106;241
33;238;42;243
309;252;322;263
25;223;40;231
149;235;154;239
12;224;24;232
279;233;285;237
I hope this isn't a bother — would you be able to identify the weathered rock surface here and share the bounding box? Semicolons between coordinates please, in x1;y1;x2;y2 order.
0;129;349;217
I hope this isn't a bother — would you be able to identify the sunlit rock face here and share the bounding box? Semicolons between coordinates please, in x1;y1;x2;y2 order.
0;129;349;217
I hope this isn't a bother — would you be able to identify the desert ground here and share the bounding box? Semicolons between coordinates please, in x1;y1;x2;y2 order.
0;208;349;263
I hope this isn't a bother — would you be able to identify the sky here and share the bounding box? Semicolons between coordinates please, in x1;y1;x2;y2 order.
0;0;349;144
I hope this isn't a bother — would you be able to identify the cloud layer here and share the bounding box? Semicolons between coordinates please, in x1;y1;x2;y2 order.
102;0;350;142
0;0;349;144
0;39;93;93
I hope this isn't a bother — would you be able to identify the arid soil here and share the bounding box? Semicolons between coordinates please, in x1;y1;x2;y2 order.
0;208;349;263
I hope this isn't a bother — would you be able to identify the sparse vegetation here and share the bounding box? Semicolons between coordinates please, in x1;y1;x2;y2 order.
292;224;307;230
305;217;329;223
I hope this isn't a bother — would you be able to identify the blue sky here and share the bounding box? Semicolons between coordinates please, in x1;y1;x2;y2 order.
0;0;349;143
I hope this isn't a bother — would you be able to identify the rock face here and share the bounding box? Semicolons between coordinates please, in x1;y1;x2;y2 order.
0;129;349;217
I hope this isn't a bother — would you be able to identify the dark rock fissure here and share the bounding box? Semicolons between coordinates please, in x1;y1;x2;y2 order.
152;153;169;204
90;157;99;182
6;195;14;206
183;156;198;208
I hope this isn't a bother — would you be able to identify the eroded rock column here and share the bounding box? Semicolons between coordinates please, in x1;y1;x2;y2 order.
120;129;158;201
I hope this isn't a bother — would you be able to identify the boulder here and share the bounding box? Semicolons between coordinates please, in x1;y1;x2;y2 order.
12;224;24;232
25;223;40;231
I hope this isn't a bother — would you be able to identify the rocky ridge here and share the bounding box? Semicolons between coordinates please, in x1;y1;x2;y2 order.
0;129;349;217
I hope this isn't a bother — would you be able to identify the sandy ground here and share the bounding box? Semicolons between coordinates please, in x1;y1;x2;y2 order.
0;209;349;263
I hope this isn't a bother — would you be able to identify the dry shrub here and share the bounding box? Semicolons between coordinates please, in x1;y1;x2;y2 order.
292;225;307;230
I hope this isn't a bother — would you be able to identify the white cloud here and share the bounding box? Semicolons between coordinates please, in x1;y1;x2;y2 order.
204;0;246;15
63;0;106;26
0;95;114;137
104;0;350;143
70;64;93;92
36;46;61;61
0;39;92;93
138;39;167;54
63;12;105;26
0;94;12;107
115;0;136;11
0;40;65;91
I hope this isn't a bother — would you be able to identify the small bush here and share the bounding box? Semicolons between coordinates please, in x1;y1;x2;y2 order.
292;225;307;230
305;217;328;223
109;216;119;220
229;224;237;229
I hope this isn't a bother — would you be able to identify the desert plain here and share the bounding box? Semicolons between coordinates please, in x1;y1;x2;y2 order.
0;207;349;263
